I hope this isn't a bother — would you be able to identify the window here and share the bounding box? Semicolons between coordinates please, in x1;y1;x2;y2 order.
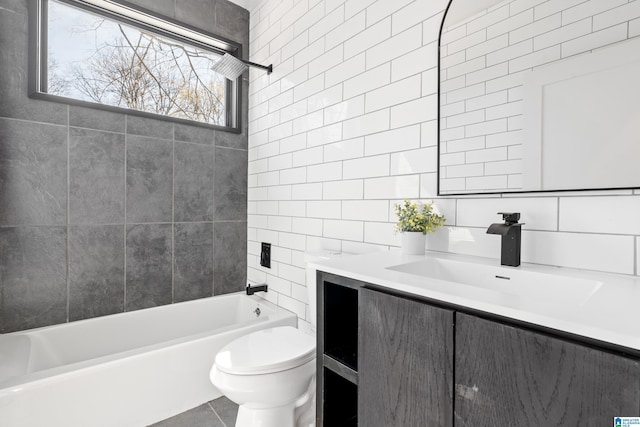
32;0;241;130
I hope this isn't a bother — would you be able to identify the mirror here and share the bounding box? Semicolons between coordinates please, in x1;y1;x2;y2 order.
438;0;640;195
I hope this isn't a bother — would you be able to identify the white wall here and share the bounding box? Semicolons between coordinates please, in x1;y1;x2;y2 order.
246;0;640;329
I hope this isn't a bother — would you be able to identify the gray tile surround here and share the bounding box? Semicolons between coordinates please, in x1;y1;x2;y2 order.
214;221;247;295
174;142;215;222
215;147;248;221
175;123;214;145
174;222;214;303
175;0;217;38
213;129;247;150
68;225;125;321
126;224;173;311
0;0;249;333
126;136;173;223
0;119;67;225
70;106;126;134
0;1;67;125
69;128;126;224
215;0;250;49
121;0;176;19
126;115;175;139
0;227;67;332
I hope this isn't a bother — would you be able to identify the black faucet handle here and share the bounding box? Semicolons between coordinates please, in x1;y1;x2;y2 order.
498;212;520;225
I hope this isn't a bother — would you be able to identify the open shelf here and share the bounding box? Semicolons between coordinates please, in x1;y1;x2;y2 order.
323;354;358;385
323;281;358;371
323;367;358;426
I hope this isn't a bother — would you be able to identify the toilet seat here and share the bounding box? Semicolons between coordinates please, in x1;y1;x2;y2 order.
215;326;315;375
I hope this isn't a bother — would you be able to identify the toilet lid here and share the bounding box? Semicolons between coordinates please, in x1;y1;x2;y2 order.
215;326;316;375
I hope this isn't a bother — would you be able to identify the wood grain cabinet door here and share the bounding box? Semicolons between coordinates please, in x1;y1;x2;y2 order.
358;288;454;427
455;313;640;427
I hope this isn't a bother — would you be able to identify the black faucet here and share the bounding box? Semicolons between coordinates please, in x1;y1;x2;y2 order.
246;283;268;295
486;212;524;267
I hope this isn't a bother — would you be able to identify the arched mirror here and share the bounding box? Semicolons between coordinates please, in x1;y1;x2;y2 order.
438;0;640;195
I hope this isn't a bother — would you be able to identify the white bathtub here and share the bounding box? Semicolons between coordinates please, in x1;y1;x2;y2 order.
0;293;297;427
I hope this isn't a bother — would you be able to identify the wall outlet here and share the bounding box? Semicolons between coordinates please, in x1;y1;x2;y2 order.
260;242;271;268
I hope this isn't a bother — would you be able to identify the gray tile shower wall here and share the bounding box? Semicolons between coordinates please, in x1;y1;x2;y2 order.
68;225;125;321
0;0;249;333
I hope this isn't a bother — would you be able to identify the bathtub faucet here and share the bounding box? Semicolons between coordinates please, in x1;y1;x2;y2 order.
246;283;268;295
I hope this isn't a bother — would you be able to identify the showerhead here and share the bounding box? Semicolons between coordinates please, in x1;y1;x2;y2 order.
211;53;273;80
211;53;248;80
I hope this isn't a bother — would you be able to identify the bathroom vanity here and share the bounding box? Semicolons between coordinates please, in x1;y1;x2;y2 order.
313;251;640;426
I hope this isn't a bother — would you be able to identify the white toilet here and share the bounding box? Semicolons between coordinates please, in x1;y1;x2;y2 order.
210;251;343;427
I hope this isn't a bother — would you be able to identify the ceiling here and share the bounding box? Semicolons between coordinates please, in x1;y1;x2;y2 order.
227;0;261;12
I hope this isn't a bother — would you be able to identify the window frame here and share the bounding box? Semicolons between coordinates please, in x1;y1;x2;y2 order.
29;0;244;133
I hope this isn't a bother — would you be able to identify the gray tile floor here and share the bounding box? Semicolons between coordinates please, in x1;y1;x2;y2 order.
150;396;238;427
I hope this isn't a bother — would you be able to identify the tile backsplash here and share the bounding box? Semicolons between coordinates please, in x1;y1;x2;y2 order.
247;0;640;330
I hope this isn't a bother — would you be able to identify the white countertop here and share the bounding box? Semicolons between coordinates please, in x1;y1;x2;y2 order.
310;250;640;352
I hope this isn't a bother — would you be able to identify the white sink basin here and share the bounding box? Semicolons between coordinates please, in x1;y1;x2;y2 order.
386;257;603;305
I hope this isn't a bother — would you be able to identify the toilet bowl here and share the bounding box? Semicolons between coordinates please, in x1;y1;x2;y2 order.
210;326;315;427
210;251;346;427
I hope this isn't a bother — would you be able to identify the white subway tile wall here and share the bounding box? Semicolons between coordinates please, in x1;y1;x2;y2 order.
248;0;640;329
439;0;640;193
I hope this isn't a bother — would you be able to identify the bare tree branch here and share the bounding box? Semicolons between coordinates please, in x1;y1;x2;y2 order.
65;17;226;125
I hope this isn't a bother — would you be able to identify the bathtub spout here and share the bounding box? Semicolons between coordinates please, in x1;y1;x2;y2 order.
246;283;268;295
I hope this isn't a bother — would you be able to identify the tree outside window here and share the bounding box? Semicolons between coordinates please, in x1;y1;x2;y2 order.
46;0;228;127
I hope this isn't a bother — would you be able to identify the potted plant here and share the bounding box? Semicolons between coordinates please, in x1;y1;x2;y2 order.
394;199;446;255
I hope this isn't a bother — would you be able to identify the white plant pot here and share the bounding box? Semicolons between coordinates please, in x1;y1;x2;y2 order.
401;232;425;255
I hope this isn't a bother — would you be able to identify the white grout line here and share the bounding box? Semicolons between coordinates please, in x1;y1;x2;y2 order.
66;105;71;323
123;115;128;311
171;124;176;303
212;142;216;297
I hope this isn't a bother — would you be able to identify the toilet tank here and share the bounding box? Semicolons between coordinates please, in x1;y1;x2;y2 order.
304;251;347;330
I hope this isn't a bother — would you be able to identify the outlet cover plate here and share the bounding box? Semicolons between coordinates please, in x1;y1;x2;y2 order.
260;242;271;268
